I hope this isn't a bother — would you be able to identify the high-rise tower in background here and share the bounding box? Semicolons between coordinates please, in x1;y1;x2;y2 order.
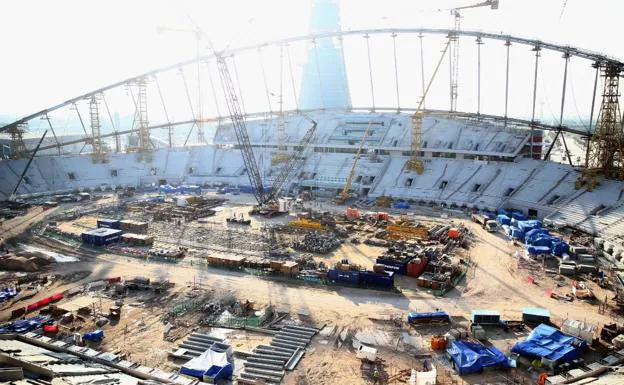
298;0;351;110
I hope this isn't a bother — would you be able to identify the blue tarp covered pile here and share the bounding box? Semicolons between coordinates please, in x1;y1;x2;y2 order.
83;330;104;342
181;349;233;382
447;340;509;374
407;311;450;324
0;315;48;334
159;184;179;194
0;287;18;303
511;212;527;221
511;324;588;364
524;228;549;244
393;202;410;209
496;214;511;226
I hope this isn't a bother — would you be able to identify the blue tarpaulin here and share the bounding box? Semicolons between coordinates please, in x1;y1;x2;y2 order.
512;212;527;221
498;208;511;216
83;330;104;342
496;215;511;226
407;311;450;324
511;324;587;364
552;242;570;257
527;246;551;256
181;349;232;381
524;228;549;244
0;315;48;334
447;340;509;375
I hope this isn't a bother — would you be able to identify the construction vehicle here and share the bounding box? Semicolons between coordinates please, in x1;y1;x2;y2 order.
167;26;317;211
471;213;498;232
335;121;373;204
226;213;251;226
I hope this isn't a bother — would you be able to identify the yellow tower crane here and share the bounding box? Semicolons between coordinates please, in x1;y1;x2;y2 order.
335;120;373;204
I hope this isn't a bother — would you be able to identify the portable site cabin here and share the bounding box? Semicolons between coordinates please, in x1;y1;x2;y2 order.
522;308;550;326
471;310;501;325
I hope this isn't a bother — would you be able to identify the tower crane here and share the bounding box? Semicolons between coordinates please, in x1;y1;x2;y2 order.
158;26;317;206
448;0;499;112
335;121;373;204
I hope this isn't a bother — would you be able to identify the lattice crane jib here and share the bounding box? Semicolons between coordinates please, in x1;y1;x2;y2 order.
215;54;267;204
8;123;28;159
136;77;151;155
582;61;624;190
88;95;107;163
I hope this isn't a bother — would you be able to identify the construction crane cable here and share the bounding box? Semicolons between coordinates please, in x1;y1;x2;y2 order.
286;44;299;110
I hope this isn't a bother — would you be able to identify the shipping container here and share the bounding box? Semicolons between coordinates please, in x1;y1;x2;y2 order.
406;257;429;277
375;257;409;275
471;309;501;325
97;218;120;229
81;228;123;246
119;220;148;234
359;271;395;289
328;269;360;285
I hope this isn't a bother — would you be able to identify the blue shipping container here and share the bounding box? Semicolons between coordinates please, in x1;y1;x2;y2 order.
360;271;395;289
328;269;360;285
375;257;408;275
97;218;120;229
82;228;123;246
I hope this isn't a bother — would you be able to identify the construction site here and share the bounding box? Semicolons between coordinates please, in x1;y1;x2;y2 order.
2;0;624;384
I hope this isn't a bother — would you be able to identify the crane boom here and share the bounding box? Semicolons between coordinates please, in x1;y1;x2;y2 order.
11;130;48;199
268;116;317;200
337;121;373;203
215;55;267;204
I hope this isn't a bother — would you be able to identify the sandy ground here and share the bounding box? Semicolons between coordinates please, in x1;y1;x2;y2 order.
2;196;623;384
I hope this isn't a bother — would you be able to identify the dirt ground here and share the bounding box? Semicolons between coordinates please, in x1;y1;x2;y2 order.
2;195;623;385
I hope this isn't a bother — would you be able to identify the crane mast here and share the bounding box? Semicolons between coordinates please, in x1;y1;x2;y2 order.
215;54;268;204
336;121;373;203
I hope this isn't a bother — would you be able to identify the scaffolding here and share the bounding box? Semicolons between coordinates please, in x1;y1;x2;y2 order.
582;62;624;190
136;77;151;158
8;123;28;159
89;95;107;163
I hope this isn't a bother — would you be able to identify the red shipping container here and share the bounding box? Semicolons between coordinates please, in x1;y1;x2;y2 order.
43;324;59;333
50;293;64;302
406;257;429;278
448;228;461;238
107;277;122;284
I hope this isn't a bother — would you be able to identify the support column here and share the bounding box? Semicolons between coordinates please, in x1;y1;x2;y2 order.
476;37;483;115
89;95;106;163
585;61;624;182
364;34;375;112
391;32;400;112
504;40;511;126
530;45;541;159
136;77;151;156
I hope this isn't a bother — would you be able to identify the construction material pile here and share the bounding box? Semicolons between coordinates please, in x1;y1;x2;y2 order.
292;232;342;254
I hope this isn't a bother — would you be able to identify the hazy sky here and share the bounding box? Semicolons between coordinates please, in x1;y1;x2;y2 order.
0;0;621;121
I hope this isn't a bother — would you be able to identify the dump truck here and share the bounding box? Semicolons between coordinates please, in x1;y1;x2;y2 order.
471;213;498;232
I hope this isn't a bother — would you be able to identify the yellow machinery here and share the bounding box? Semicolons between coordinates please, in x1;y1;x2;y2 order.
288;218;324;231
335;121;374;204
376;195;393;207
386;224;429;240
406;41;450;174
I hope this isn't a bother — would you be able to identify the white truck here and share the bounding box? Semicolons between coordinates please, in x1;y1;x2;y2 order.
471;213;498;232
